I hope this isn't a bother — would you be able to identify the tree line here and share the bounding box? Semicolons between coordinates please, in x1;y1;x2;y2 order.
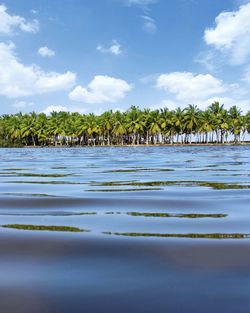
0;102;249;147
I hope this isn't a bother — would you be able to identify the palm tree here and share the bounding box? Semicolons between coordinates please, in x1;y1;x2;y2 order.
148;109;161;144
173;107;185;144
47;112;64;145
209;101;225;143
84;114;100;146
7;113;23;144
112;111;127;145
21;112;38;146
36;113;48;145
229;106;242;143
184;105;200;144
160;108;175;144
199;109;213;143
126;106;144;145
100;111;114;145
142;108;152;145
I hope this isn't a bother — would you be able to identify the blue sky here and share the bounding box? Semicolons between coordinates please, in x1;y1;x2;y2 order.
0;0;250;114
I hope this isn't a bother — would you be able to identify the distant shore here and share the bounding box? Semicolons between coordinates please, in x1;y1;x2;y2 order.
1;142;250;148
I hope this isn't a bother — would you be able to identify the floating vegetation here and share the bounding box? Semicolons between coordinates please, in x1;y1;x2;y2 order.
91;181;174;187
92;180;250;190
103;168;174;173
0;172;19;175
2;224;87;232
16;173;72;178
5;180;84;185
76;212;97;215
103;232;250;239
126;212;227;218
0;192;59;197
199;182;250;190
2;168;23;171
87;188;162;192
0;212;97;217
194;168;229;172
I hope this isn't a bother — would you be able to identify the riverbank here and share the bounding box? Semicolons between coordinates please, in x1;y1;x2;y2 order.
1;142;250;148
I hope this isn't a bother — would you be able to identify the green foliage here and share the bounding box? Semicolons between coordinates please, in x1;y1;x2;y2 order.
0;102;249;146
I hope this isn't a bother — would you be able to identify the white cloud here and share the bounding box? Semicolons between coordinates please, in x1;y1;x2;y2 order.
141;15;157;33
0;42;76;98
96;40;122;55
155;71;250;112
195;51;218;72
150;100;178;111
204;3;250;65
42;105;69;115
69;75;132;104
242;67;250;83
12;100;34;108
0;4;39;35
157;72;226;102
123;0;157;34
38;46;55;57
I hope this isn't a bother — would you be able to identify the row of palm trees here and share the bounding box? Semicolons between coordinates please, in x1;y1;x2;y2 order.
0;102;249;146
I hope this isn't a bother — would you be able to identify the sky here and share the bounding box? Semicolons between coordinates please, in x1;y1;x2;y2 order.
0;0;250;115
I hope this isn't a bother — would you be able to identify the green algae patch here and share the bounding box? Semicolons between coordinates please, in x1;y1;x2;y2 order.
0;192;59;197
199;182;250;190
103;168;174;173
126;212;227;218
104;232;250;239
6;180;84;185
16;173;72;178
92;180;250;190
76;212;97;215
2;224;87;232
92;181;175;187
0;212;97;217
86;188;162;192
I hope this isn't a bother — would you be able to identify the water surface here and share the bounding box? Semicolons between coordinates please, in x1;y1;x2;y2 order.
0;146;249;313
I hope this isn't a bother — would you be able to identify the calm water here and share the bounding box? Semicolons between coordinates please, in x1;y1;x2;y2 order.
0;146;249;313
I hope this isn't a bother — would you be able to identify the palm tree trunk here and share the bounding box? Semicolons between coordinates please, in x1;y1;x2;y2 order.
146;131;149;145
176;133;179;144
107;132;110;146
189;130;192;144
31;134;36;146
132;134;136;145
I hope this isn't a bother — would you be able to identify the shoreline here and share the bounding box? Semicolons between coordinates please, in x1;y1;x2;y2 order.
1;142;250;148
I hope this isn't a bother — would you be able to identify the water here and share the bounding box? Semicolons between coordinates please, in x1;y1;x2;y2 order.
0;146;249;313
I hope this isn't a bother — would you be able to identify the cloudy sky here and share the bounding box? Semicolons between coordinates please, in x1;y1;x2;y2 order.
0;0;250;115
